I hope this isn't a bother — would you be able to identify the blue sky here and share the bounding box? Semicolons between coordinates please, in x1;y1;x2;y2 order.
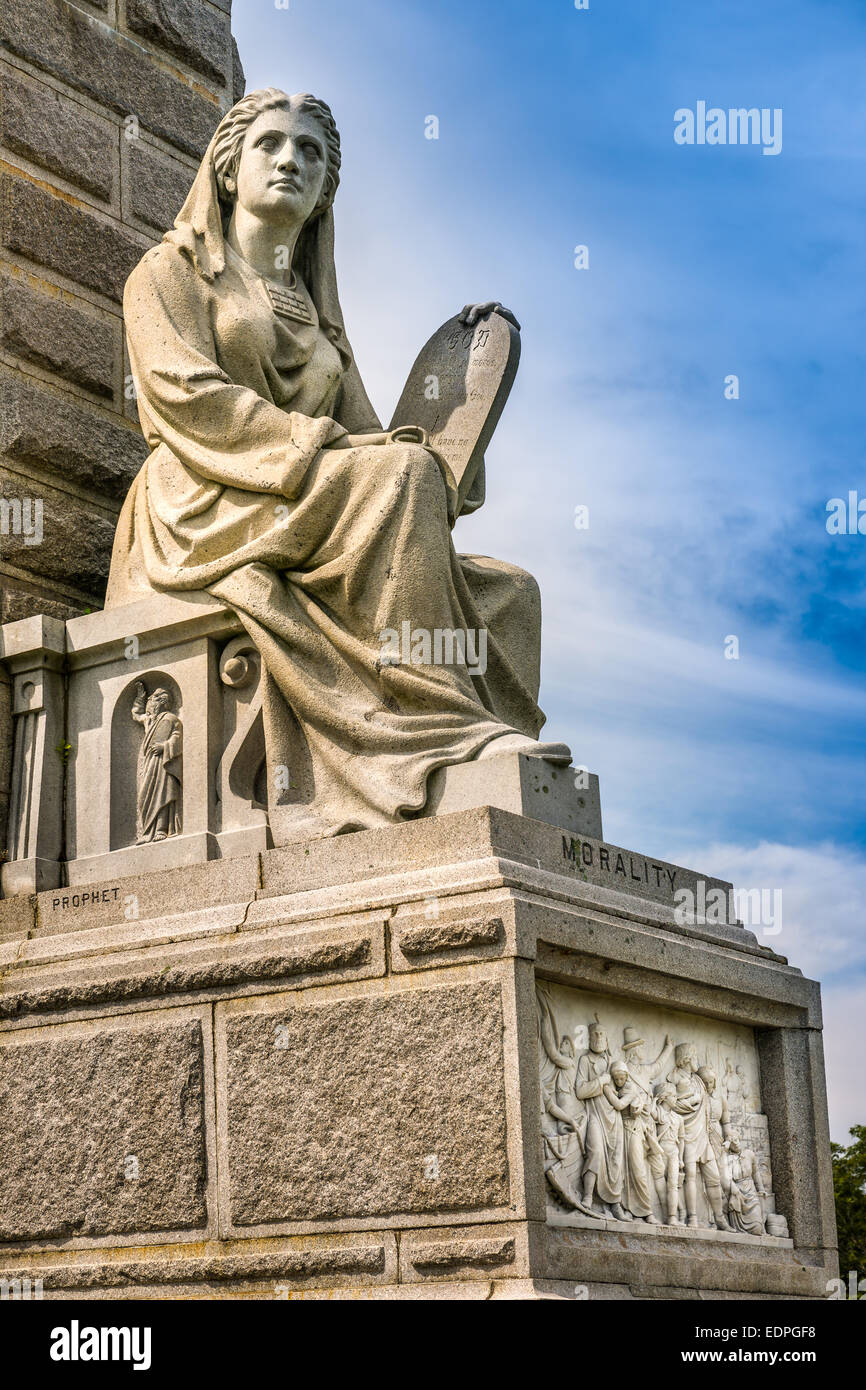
231;0;866;1139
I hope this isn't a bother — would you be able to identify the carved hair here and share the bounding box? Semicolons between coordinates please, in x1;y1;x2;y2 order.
212;87;342;220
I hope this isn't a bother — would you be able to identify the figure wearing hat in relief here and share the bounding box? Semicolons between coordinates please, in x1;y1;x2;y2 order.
621;1026;675;1100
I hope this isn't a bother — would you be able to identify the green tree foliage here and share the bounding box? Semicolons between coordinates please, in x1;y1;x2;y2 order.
831;1124;866;1278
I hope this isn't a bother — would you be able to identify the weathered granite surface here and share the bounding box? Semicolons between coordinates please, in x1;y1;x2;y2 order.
0;809;836;1298
0;1016;208;1242
225;983;509;1226
0;0;244;851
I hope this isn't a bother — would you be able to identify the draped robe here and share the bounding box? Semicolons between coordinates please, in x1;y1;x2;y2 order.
106;238;546;836
133;707;182;842
575;1049;625;1205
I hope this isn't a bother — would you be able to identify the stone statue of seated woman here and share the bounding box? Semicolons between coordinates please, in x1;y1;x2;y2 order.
106;87;570;843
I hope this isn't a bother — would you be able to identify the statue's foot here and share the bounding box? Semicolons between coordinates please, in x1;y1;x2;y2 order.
686;1215;700;1228
609;1203;630;1222
475;733;572;766
644;1214;661;1224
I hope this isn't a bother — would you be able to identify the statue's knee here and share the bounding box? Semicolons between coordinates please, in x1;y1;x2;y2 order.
392;443;447;499
511;566;541;614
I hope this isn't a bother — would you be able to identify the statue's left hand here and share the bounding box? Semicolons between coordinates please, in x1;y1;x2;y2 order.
459;301;521;331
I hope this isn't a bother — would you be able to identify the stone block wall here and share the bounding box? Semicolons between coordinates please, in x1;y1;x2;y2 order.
0;0;244;845
0;809;837;1298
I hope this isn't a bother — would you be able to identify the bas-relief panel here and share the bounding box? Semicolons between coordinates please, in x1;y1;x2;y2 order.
537;982;787;1240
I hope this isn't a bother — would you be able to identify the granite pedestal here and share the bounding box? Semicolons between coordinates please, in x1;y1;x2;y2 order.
0;797;837;1299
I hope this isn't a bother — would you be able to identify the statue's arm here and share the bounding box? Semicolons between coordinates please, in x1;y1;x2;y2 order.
537;993;571;1070
720;1096;732;1135
124;246;347;497
650;1036;675;1080
575;1060;604;1101
163;720;182;764
131;682;147;724
602;1084;627;1111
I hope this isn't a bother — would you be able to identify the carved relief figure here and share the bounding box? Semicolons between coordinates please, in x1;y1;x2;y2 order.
537;990;588;1212
651;1083;686;1225
132;682;182;844
698;1065;732;1199
670;1044;732;1231
603;1062;660;1222
107;87;570;845
575;1018;628;1220
726;1132;767;1236
622;1026;675;1099
723;1058;747;1127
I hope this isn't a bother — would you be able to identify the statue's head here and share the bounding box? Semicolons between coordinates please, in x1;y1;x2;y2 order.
655;1082;676;1108
610;1061;628;1088
146;688;171;716
212;88;341;231
589;1015;607;1054
727;1131;742;1154
675;1042;696;1071
698;1066;716;1093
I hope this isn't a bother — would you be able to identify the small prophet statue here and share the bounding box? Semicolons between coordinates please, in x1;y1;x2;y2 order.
132;682;183;844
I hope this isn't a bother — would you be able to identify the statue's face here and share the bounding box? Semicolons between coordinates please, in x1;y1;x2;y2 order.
590;1028;607;1054
234;106;328;227
611;1065;627;1087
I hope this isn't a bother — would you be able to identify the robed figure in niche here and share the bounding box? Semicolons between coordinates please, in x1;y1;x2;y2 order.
131;683;182;844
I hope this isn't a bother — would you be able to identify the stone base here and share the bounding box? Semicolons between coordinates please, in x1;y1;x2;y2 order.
0;806;837;1300
0;594;603;891
427;755;602;838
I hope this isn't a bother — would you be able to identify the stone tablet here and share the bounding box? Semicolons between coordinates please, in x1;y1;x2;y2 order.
389;311;521;512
